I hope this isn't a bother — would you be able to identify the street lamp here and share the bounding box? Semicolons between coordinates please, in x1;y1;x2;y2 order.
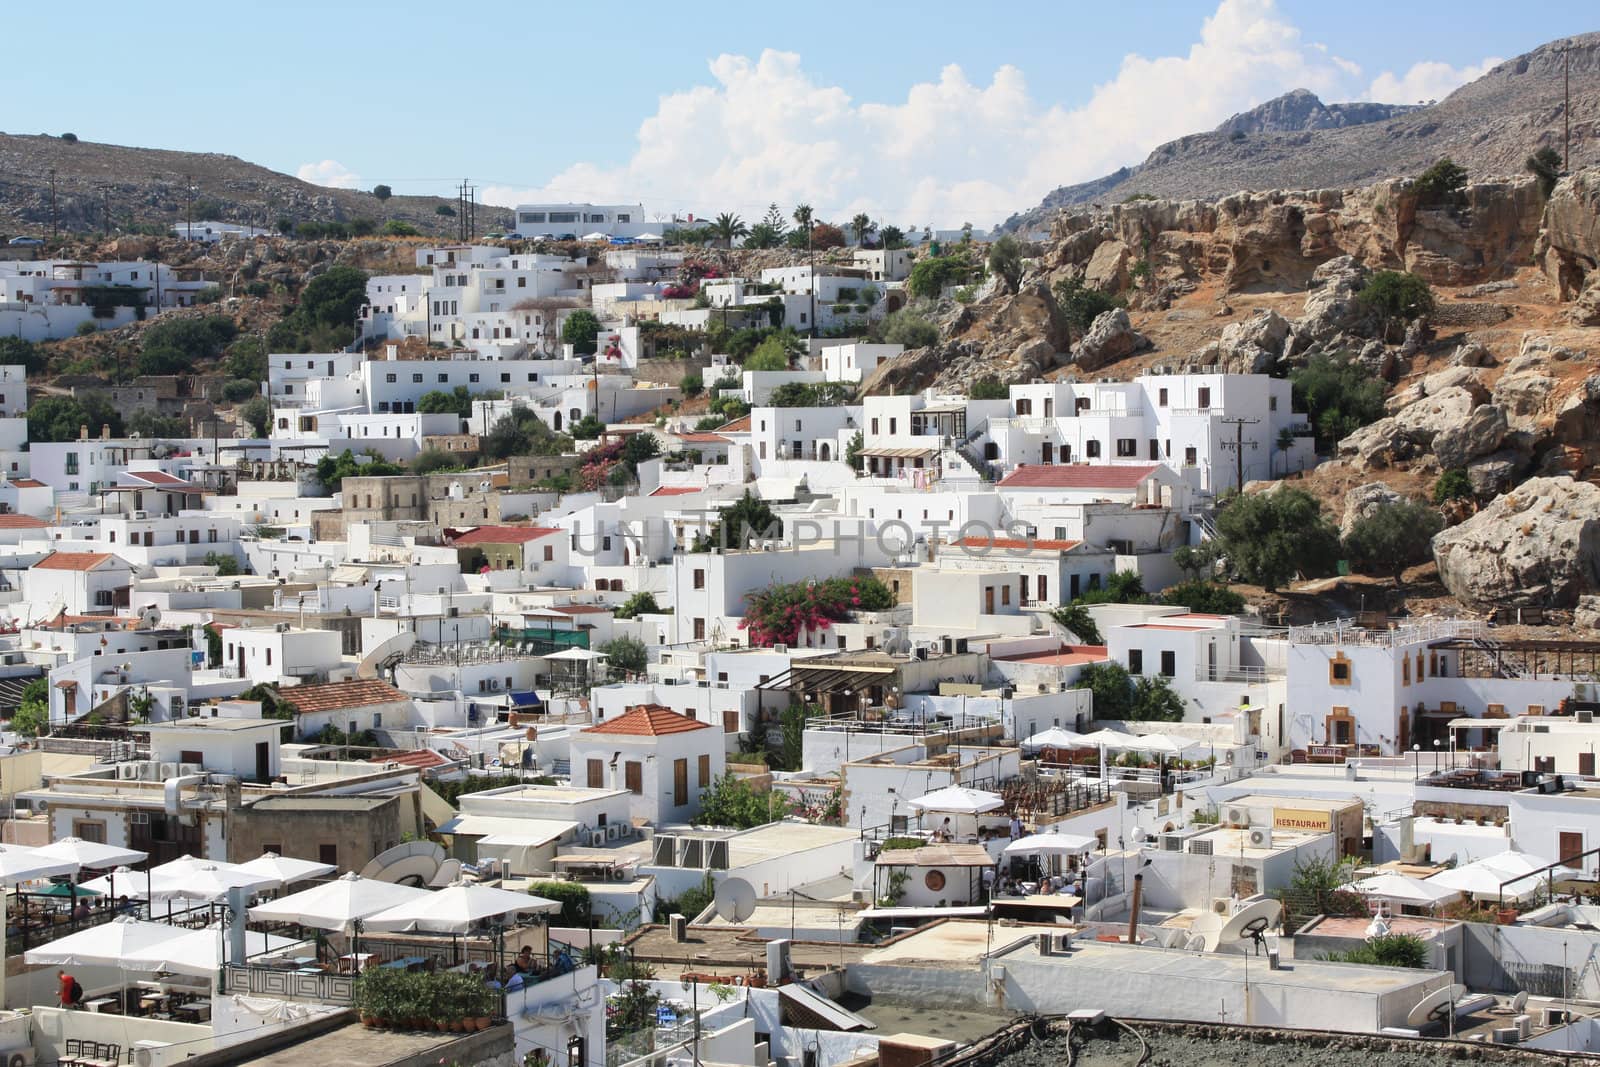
1433;738;1442;773
1412;743;1421;779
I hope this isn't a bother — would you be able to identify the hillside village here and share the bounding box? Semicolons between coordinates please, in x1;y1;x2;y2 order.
1;37;1600;1067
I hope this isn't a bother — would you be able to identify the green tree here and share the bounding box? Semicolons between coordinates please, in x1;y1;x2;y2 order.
709;212;749;247
760;203;790;240
381;220;418;237
1072;661;1133;719
1130;675;1185;722
315;448;405;490
1413;157;1468;206
986;234;1025;292
11;697;48;738
372;184;392;202
743;222;784;249
599;635;648;679
1214;488;1341;592
527;881;591;926
850;213;873;246
1051;603;1103;645
239;396;271;437
1075;570;1147;605
480;408;572;460
695;490;781;551
435;204;456;217
877;310;938;349
1358;270;1435;337
225;336;267;381
1433;468;1473;503
1053;276;1125;337
743;336;791;371
697;773;792;829
1290;353;1387;451
222;378;258;403
907;255;972;299
561;310;602;355
569;414;605;440
418;386;472;417
410;448;463;475
845;430;865;472
1159;579;1245;615
879;225;906;250
680;373;703;397
27;394;123;443
778;702;821;770
791;204;814;232
1526;146;1563;198
613;592;661;620
1343;498;1443;589
970;377;1008;400
203;551;241;576
0;337;47;376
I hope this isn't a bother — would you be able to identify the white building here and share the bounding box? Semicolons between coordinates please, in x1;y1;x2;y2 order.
568;704;727;827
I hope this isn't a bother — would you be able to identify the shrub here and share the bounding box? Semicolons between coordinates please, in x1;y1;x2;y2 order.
1343;498;1443;589
970;376;1008;400
598;635;648;679
244;280;271;298
1323;933;1429;968
27;394;122;443
743;336;792;371
381;220;418;237
1072;661;1133;719
193;285;224;305
1434;468;1473;503
60;132;78;143
569;414;605;440
1290;353;1387;451
410;448;463;475
1130;675;1186;722
74;320;98;337
986;234;1025;292
527;880;591;926
562;310;601;355
739;576;894;647
203;551;241;576
417;387;471;417
222;378;259;403
435;204;456;217
697;774;791;830
613;592;661;619
1413;158;1468;206
680;373;703;397
239;397;271;438
1358;270;1435;324
1050;603;1102;645
877;310;938;349
694;491;782;551
1053;276;1125;334
372;184;392;201
1159;579;1245;615
907;255;972;299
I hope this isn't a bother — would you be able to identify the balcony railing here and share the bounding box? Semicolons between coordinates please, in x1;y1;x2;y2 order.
1193;664;1282;684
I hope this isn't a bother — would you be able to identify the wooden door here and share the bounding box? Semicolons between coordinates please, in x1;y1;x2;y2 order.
673;758;688;806
624;761;642;795
587;759;604;788
984;587;995;614
1581;753;1596;777
1560;831;1584;865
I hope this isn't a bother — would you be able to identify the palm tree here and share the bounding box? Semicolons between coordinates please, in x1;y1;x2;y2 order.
1275;426;1296;476
850;213;873;247
792;204;817;339
792;204;814;232
709;213;748;248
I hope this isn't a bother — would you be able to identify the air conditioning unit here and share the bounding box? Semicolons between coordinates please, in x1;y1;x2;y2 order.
1212;897;1233;916
588;829;607;847
773;643;788;654
118;763;141;780
605;824;621;841
1189;838;1213;856
159;762;179;779
1160;833;1187;852
133;511;149;520
1224;806;1251;828
1247;827;1273;849
1579;711;1594;724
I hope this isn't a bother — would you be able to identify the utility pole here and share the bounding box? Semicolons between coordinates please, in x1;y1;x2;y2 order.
48;168;58;239
102;188;111;235
1219;415;1259;493
184;173;196;241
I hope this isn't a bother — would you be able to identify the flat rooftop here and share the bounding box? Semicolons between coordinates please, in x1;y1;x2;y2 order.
624;923;874;978
234;1021;503;1066
1184;824;1326;858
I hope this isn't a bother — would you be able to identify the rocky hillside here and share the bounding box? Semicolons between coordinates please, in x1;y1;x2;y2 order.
0;133;509;237
1005;33;1600;230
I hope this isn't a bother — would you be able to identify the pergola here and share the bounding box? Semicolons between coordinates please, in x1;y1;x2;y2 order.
1432;637;1600;681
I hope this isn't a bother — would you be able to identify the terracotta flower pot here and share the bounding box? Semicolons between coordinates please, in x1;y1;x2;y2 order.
475;1016;492;1031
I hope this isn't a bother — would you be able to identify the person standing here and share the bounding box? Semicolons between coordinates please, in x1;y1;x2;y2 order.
58;969;82;1010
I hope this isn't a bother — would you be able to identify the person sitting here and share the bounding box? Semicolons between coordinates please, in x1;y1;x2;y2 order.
515;946;536;974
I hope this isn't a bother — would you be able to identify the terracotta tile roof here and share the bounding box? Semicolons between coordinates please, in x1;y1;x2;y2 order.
367;748;452;771
282;678;407;715
997;464;1160;490
716;415;751;432
0;514;48;528
951;536;1081;552
549;604;610;615
8;479;46;488
674;432;729;444
126;470;190;486
32;551;123;572
648;486;703;497
448;525;563;546
582;703;711;737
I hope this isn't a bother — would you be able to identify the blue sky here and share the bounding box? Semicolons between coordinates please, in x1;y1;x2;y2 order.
7;1;1590;225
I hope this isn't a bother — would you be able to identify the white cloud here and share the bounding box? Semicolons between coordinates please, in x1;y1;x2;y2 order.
479;0;1494;228
296;159;363;189
1365;57;1501;106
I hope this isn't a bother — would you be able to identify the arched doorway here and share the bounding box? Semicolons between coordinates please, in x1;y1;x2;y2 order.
819;443;831;461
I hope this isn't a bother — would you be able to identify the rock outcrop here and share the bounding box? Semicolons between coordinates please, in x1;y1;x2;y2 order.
1070;309;1149;371
1339;482;1405;538
1195;309;1291;374
1433;404;1509;470
1432;477;1600;609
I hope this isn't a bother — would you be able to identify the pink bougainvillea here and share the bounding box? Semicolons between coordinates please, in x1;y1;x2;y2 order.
738;577;895;647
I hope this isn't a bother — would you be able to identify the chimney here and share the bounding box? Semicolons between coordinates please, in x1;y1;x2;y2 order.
671;913;687;942
1126;872;1144;943
101;424;111;440
79;425;89;441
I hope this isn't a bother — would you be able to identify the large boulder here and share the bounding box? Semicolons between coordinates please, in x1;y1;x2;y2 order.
1433;403;1508;470
1432;477;1600;609
1450;341;1496;367
1338;386;1479;470
1083;239;1131;291
1339;482;1404;538
1466;450;1526;496
1492;370;1558;431
1578;595;1600;631
1071;308;1149;371
1295;256;1377;346
1536;168;1600;299
1208;309;1291;374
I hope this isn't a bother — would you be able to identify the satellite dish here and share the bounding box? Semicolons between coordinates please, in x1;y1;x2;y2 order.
713;877;756;924
1213;898;1282;955
428;858;464;887
361;840;446;886
1183;932;1209;952
137;604;162;630
1191;911;1225;951
1407;984;1469;1029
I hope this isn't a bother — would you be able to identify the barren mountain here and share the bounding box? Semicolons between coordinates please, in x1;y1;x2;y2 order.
0;133;509;237
1005;33;1600;231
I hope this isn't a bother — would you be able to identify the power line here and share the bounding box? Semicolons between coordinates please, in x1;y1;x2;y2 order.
1219;416;1260;493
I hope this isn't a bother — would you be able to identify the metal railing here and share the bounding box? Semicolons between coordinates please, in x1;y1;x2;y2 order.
222;964;357;1005
1288;616;1485;647
1193;663;1281;684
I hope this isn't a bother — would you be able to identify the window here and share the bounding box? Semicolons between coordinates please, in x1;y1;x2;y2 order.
1184;446;1197;466
412;373;423;383
1086;440;1101;458
1000;585;1010;606
1158;388;1168;407
673;758;688;806
1116;438;1137;457
72;820;107;843
543;545;553;562
1329;653;1351;685
693;568;706;590
385;373;397;383
1198;387;1211;409
1128;650;1143;675
1160;650;1176;677
723;710;740;734
693;618;706;641
180;749;203;765
871;419;879;434
1269;396;1278;411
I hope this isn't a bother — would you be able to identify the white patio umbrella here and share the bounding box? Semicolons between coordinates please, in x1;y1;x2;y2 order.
24;916;186;969
1351;872;1461;907
130;926;306;978
148;854;236;879
580;232;609;242
1428;862;1542;901
248;872;431;932
0;845;78;884
236;852;337;889
1126;734;1200;756
160;864;278;903
30;837;147;869
1003;833;1098;857
1078;729;1137;748
1022;727;1088;749
1479;850;1583;882
905;786;1004;814
363;883;561;934
634;233;663;242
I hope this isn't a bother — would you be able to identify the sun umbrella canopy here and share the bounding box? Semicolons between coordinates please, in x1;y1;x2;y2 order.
1078;729;1136;748
162;864;278;902
1428;862;1542;900
24;916;187;969
30;882;102;898
1003;833;1099;856
31;837;147;869
148;854;235;880
634;233;662;242
1126;734;1200;756
1478;850;1582;881
580;232;609;241
905;786;1004;814
131;926;306;978
0;845;78;886
235;852;337;889
248;872;432;932
1351;872;1460;906
363;883;561;934
1023;728;1088;749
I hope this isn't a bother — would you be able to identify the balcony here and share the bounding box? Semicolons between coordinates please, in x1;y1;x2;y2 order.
1194;663;1281;684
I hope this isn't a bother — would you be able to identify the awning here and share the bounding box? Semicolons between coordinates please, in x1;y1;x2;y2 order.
1447;717;1514;730
858;447;938;459
437;815;576;846
857;905;990;920
993;894;1082;910
779;983;876;1032
509;691;542;707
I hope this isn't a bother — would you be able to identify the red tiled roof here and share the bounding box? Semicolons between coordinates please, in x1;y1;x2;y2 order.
674;433;729;444
282;678;407;715
582;703;711;737
9;478;46;488
951;536;1081;552
549;605;610;615
993;644;1109;666
33;551;122;571
648;486;702;497
368;749;452;771
0;514;47;528
448;525;562;546
127;470;190;486
716;415;751;432
1130;623;1207;631
997;464;1160;490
